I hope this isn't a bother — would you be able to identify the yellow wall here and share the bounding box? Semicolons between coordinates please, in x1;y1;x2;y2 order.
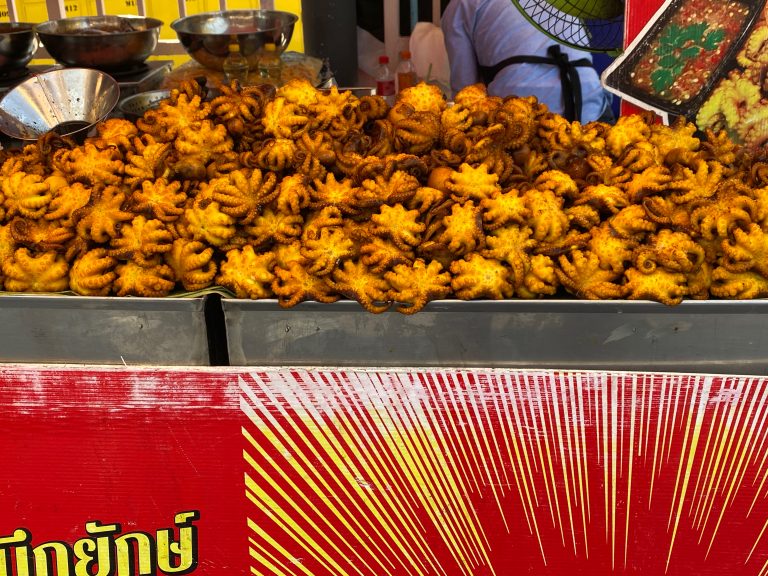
1;0;304;52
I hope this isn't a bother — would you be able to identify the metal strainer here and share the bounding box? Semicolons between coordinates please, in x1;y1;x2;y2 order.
0;68;120;141
118;89;171;121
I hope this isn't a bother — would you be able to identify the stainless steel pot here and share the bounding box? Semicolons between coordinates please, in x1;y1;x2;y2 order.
171;10;297;71
34;16;162;70
0;23;37;72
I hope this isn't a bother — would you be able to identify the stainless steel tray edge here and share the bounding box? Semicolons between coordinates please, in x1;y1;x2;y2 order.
0;294;210;365
222;299;768;374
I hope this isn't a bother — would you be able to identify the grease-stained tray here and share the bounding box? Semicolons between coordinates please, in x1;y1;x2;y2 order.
0;294;211;365
223;299;768;374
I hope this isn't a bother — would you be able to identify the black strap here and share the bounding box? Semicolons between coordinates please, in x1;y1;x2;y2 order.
477;44;592;122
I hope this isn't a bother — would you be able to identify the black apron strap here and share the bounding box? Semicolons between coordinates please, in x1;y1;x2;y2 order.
476;44;592;122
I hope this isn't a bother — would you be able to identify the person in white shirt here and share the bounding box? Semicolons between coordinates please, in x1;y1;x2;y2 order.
442;0;613;123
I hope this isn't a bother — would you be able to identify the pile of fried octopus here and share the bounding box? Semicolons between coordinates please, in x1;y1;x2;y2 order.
1;78;767;313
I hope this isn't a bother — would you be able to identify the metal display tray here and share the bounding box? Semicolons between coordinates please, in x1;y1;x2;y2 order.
223;299;768;374
0;295;211;365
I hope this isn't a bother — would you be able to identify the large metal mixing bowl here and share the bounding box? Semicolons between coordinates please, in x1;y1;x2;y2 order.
34;16;162;70
0;68;120;141
0;23;37;72
171;10;297;71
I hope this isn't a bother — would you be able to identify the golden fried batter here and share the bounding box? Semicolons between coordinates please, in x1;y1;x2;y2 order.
272;261;339;308
397;82;447;115
327;259;391;313
301;226;355;276
450;253;513;300
137;92;211;143
92;118;138;153
445;163;500;203
53;142;124;186
438;200;485;255
205;168;277;224
165;238;217;292
711;266;768;298
310;172;360;214
370;204;425;250
0;78;764;308
216;245;275;299
245;206;303;247
131;178;187;223
75;185;134;244
386;258;450;314
557;250;622;299
480;188;529;230
622;266;688;306
1;171;52;219
2;248;69;292
114;259;176;297
9;217;73;252
262;97;310;139
276;173;312;215
356;170;420;208
109;215;173;266
483;224;537;286
181;200;237;247
360;236;414;273
124;136;171;189
721;223;768;276
518;254;559;298
69;248;117;296
46;182;91;226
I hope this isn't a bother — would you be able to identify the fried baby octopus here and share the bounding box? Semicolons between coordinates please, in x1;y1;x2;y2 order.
52;142;124;186
556;250;623;300
136;93;211;143
69;248;117;296
209;81;271;141
0;78;766;308
385;258;451;314
2;248;69;293
113;259;176;297
165;238;217;292
450;253;514;300
205;168;278;224
272;261;340;308
216;246;275;299
327;259;391;313
108;215;173;267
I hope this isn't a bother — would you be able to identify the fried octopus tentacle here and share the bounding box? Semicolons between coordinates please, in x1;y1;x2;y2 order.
385;258;451;314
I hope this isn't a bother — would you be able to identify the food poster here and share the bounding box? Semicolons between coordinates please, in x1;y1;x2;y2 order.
4;366;768;574
604;0;768;149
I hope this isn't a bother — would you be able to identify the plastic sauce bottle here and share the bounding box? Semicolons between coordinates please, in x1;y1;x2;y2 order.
375;54;396;105
396;50;417;93
258;42;283;86
222;41;249;85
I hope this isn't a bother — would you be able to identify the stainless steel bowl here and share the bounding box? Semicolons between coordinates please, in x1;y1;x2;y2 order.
171;10;297;71
0;68;120;141
0;23;37;72
118;89;171;120
34;16;163;70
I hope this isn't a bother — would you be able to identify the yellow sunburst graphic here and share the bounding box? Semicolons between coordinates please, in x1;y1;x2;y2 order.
240;369;768;575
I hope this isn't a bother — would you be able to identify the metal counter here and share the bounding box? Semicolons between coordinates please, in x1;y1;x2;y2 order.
0;294;211;365
223;299;768;374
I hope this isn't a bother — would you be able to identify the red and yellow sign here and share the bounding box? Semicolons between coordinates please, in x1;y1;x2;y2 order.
2;366;768;574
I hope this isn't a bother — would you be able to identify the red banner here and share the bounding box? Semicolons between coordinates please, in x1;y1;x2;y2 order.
2;366;768;575
620;0;665;116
